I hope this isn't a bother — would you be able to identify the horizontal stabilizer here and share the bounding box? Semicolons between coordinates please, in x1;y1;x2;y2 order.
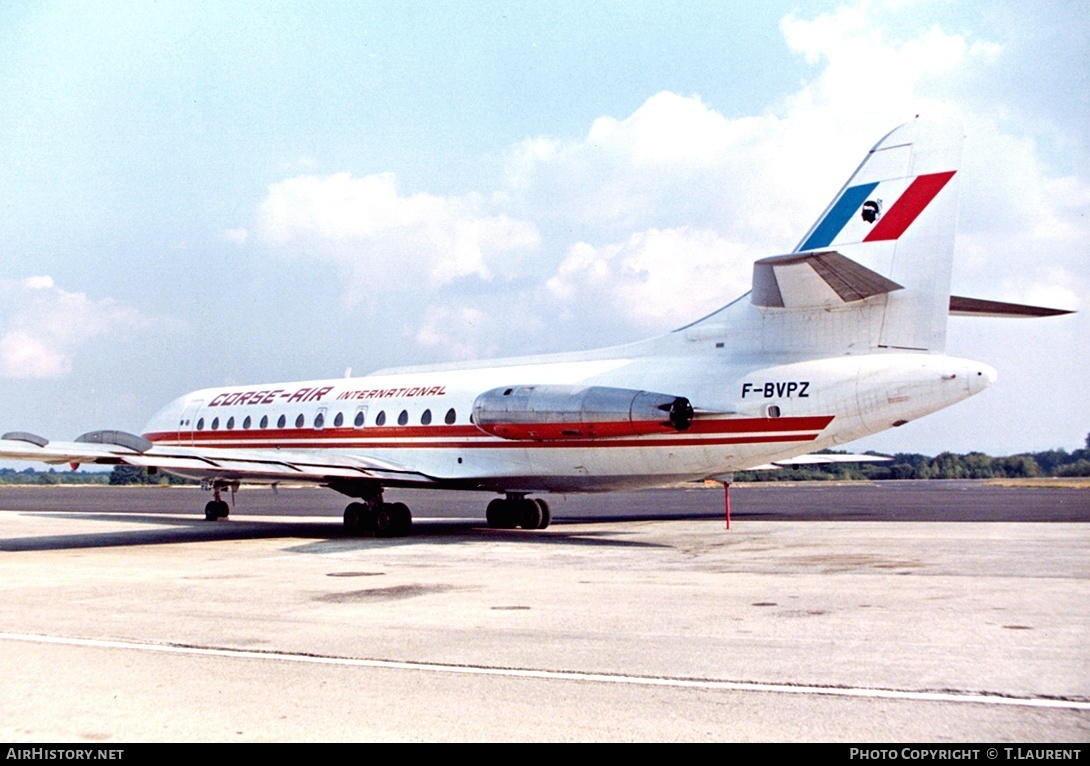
752;250;903;309
949;295;1074;318
747;453;892;471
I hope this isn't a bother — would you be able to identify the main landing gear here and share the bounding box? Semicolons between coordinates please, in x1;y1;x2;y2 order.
486;494;551;530
343;495;413;538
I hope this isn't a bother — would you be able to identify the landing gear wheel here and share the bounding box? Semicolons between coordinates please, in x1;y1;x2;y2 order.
486;498;518;529
534;498;551;530
486;498;504;528
390;502;411;536
343;502;369;533
204;500;229;521
517;498;542;530
374;502;412;538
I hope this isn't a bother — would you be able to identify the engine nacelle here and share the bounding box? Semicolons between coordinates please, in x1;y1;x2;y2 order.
472;385;694;441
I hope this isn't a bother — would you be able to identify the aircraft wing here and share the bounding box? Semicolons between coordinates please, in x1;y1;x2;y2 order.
746;453;892;471
0;430;436;486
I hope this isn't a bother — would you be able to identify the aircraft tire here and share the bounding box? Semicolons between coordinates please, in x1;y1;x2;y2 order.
391;502;412;536
375;502;412;538
343;502;368;533
517;498;542;530
205;500;229;521
485;498;506;528
534;498;551;530
487;498;521;529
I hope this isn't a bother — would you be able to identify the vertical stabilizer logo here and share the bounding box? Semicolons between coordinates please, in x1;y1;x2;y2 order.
799;170;955;251
861;199;881;223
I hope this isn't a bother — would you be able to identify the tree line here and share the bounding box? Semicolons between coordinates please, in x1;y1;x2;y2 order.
734;433;1090;482
0;465;191;485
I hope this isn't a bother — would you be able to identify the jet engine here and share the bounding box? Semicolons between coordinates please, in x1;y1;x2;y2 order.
472;385;694;440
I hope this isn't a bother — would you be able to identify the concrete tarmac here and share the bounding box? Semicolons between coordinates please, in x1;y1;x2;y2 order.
0;482;1087;742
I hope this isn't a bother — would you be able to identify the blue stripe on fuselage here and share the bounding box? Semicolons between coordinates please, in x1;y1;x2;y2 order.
798;182;879;251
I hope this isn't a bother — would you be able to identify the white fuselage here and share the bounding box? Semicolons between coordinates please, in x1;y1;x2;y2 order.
141;341;995;492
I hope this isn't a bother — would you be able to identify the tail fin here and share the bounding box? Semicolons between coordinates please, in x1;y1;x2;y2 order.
755;118;964;352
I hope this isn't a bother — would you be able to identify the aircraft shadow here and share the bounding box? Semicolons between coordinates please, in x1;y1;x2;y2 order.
1;512;668;553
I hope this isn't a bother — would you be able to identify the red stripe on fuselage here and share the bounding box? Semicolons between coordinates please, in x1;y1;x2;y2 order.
143;432;822;450
143;415;834;450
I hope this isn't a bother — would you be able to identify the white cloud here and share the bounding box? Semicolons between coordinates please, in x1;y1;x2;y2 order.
0;277;155;379
504;93;785;237
414;305;498;361
1023;271;1081;313
23;275;55;290
222;227;249;245
547;228;757;331
254;171;540;300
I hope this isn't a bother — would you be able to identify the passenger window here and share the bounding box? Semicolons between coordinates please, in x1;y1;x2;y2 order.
445;408;456;425
226;417;235;430
421;409;432;425
260;415;268;429
295;413;305;428
243;416;251;429
398;410;408;426
375;411;386;426
277;414;286;429
333;412;344;428
354;409;366;428
211;417;220;430
196;418;205;431
314;412;325;429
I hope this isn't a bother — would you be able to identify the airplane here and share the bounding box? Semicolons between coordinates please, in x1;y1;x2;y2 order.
0;117;1072;536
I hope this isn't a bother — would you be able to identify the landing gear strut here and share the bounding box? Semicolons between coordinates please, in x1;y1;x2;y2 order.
486;494;551;530
203;481;235;521
343;490;412;538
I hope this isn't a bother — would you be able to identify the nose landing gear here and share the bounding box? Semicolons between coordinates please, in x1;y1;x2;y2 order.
203;481;236;521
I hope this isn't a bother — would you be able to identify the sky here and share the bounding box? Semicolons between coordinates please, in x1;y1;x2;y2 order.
0;0;1087;460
